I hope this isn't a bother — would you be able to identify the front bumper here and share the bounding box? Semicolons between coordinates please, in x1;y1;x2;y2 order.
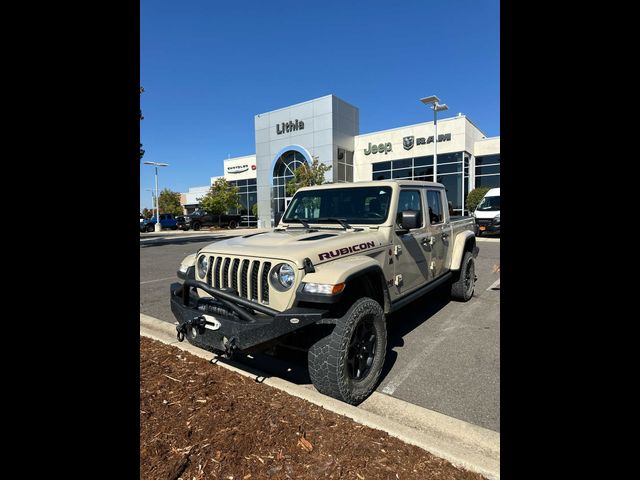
475;218;500;234
170;280;328;354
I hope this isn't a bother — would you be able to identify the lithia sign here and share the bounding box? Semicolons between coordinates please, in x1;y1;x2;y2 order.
364;133;452;155
276;119;305;135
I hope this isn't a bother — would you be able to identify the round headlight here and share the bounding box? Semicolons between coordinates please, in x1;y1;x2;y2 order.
197;255;209;278
273;263;295;289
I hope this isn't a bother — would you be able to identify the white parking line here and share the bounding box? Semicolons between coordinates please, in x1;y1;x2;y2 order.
140;276;176;285
486;279;500;291
382;336;447;395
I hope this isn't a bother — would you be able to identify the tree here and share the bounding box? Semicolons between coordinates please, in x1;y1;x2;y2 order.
251;203;258;217
158;188;182;216
286;156;332;196
466;187;491;213
198;178;241;214
141;207;153;219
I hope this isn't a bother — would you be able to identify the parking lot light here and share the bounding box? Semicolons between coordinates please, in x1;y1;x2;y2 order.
143;161;169;232
420;95;449;180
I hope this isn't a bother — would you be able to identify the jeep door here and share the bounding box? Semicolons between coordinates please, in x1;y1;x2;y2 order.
391;188;429;297
424;188;452;279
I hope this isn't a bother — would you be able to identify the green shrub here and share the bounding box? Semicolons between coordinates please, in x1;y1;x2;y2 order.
466;187;491;212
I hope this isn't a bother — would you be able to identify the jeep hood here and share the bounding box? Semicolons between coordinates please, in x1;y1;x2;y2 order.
197;228;386;268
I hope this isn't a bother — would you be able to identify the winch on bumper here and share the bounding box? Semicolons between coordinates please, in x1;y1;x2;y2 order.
170;279;328;357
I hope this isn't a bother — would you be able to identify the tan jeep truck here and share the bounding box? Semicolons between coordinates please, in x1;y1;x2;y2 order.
171;180;478;404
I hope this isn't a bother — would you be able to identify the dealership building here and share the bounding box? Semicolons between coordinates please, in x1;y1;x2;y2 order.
181;94;499;227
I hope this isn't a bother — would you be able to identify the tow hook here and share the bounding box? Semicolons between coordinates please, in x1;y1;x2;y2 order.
176;315;207;342
221;337;238;359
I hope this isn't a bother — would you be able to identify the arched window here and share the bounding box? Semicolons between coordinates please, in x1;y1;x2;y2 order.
272;150;307;214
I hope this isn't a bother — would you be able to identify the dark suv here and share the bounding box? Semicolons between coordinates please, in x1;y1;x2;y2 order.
177;211;241;231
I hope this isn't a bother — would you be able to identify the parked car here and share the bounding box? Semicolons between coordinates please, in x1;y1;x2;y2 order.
170;180;477;405
142;213;178;233
473;187;500;236
177;211;241;231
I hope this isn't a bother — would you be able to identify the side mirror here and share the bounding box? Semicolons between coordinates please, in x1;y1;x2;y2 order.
397;210;420;232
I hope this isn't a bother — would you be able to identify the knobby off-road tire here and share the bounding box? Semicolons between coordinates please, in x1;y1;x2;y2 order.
228;220;237;229
451;251;475;301
308;297;387;405
193;222;201;231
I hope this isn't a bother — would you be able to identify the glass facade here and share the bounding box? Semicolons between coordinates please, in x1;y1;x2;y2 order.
227;178;257;227
474;153;500;190
371;152;468;214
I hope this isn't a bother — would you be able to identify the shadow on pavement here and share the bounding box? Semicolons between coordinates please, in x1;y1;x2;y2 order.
225;282;453;391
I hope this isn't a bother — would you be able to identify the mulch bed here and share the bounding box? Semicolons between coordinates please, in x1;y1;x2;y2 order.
140;336;485;480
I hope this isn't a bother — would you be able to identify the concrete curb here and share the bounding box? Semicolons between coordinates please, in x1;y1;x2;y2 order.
140;313;500;479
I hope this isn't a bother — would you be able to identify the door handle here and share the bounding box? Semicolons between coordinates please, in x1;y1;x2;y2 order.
422;236;435;246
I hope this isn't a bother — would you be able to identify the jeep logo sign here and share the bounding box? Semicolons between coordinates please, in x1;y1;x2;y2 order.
364;142;392;155
227;165;249;174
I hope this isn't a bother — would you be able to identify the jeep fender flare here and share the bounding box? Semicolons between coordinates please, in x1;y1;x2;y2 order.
300;256;391;313
450;231;476;271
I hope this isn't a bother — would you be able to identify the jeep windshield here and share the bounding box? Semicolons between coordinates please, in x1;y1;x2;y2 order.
283;186;392;225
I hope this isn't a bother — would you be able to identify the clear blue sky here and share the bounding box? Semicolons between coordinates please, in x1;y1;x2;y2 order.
140;0;500;210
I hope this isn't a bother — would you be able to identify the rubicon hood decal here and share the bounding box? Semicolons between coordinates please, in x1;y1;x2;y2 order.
318;241;376;261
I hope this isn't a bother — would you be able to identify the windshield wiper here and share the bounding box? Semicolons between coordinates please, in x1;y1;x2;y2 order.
285;218;316;230
311;218;352;230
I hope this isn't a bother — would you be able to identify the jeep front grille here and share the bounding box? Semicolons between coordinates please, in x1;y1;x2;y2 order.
208;256;273;304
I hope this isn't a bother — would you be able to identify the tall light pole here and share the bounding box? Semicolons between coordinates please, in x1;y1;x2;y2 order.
143;161;169;232
145;188;155;218
420;95;449;181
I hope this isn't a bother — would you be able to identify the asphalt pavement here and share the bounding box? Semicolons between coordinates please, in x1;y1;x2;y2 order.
140;230;500;432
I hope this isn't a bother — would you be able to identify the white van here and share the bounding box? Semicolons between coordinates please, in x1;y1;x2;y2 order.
474;187;500;236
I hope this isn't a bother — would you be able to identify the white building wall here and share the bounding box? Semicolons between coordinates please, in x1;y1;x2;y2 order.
474;137;500;156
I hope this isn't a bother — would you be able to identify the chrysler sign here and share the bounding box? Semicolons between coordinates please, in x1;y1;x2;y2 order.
227;165;249;174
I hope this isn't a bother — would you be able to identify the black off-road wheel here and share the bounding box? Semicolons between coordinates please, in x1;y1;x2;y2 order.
451;251;475;301
308;297;387;405
228;220;237;229
146;224;155;232
193;222;201;231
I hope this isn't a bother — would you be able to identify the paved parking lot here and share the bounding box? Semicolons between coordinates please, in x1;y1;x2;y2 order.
140;231;500;432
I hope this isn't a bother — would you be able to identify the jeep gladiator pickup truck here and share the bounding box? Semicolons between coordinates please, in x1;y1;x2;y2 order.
170;180;477;404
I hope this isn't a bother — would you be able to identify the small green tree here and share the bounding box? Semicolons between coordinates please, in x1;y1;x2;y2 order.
466;187;491;213
286;156;332;196
142;207;153;219
199;178;241;214
158;188;183;216
251;203;258;217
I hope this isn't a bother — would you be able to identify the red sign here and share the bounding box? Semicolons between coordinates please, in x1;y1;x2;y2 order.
251;165;256;170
